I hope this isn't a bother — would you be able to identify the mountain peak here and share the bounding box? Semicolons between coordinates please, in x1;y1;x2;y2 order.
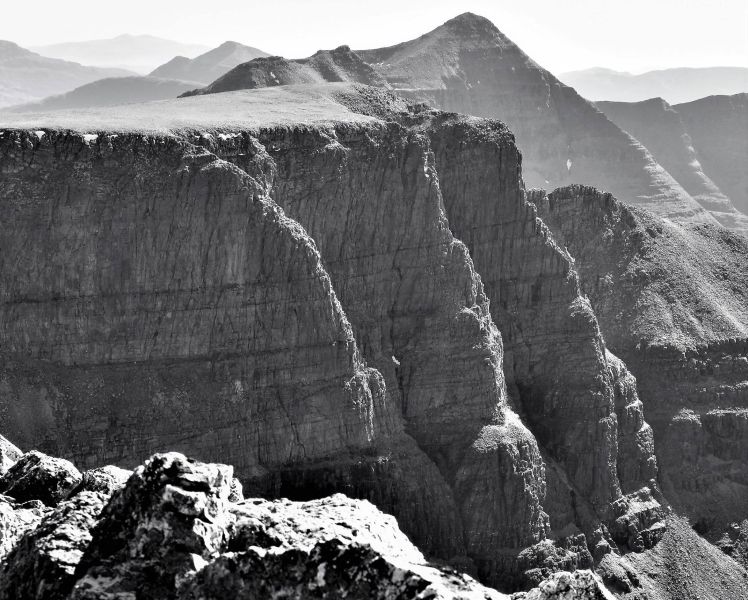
442;12;500;36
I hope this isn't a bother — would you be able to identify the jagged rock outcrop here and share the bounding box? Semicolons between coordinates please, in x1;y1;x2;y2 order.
181;45;388;97
534;184;748;555
0;449;619;599
0;451;81;506
596;97;748;232
673;94;748;216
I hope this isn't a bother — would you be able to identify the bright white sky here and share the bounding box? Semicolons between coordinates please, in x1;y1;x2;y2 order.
3;0;747;74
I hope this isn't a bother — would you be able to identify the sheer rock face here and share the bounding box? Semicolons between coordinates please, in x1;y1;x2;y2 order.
207;118;550;576
535;184;748;547
0;129;395;480
423;119;662;548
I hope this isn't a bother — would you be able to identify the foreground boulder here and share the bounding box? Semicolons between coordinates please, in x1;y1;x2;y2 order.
0;451;81;507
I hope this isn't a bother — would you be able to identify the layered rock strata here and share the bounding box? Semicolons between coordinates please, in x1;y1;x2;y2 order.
535;184;748;554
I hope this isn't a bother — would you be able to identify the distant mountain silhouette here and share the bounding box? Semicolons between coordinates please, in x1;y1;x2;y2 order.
6;76;202;112
0;40;133;108
560;67;748;104
598;97;748;228
31;34;209;73
150;41;269;84
182;46;388;97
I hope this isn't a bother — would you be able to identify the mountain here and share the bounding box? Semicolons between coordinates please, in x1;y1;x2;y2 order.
673;94;748;217
191;14;722;228
0;40;133;108
182;45;388;96
356;13;717;226
597;97;748;230
6;76;203;111
31;34;209;73
2;83;748;596
560;67;748;104
150;41;269;84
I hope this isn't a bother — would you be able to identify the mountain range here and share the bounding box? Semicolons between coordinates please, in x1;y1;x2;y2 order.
560;66;748;104
0;40;133;108
30;34;209;73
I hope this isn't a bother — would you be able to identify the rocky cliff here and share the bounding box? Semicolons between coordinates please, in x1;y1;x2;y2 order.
535;184;748;564
0;84;746;597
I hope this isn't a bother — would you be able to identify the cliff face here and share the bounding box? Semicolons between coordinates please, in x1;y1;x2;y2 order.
535;185;748;556
0;84;746;596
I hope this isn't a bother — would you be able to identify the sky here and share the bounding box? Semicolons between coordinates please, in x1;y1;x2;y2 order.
2;0;747;74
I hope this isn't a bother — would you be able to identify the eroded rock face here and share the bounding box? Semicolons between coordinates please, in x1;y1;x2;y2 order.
535;184;748;551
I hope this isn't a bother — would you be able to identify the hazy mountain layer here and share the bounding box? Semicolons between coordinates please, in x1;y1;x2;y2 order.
30;34;209;73
597;97;748;231
560;67;748;104
5;76;203;112
150;41;269;84
0;40;133;108
674;94;748;216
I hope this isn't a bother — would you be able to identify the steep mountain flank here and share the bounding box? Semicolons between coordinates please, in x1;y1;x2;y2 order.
1;84;747;596
353;13;716;227
0;41;133;108
597;98;748;232
673;94;748;216
150;41;269;84
182;46;387;96
535;185;748;560
5;76;203;111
